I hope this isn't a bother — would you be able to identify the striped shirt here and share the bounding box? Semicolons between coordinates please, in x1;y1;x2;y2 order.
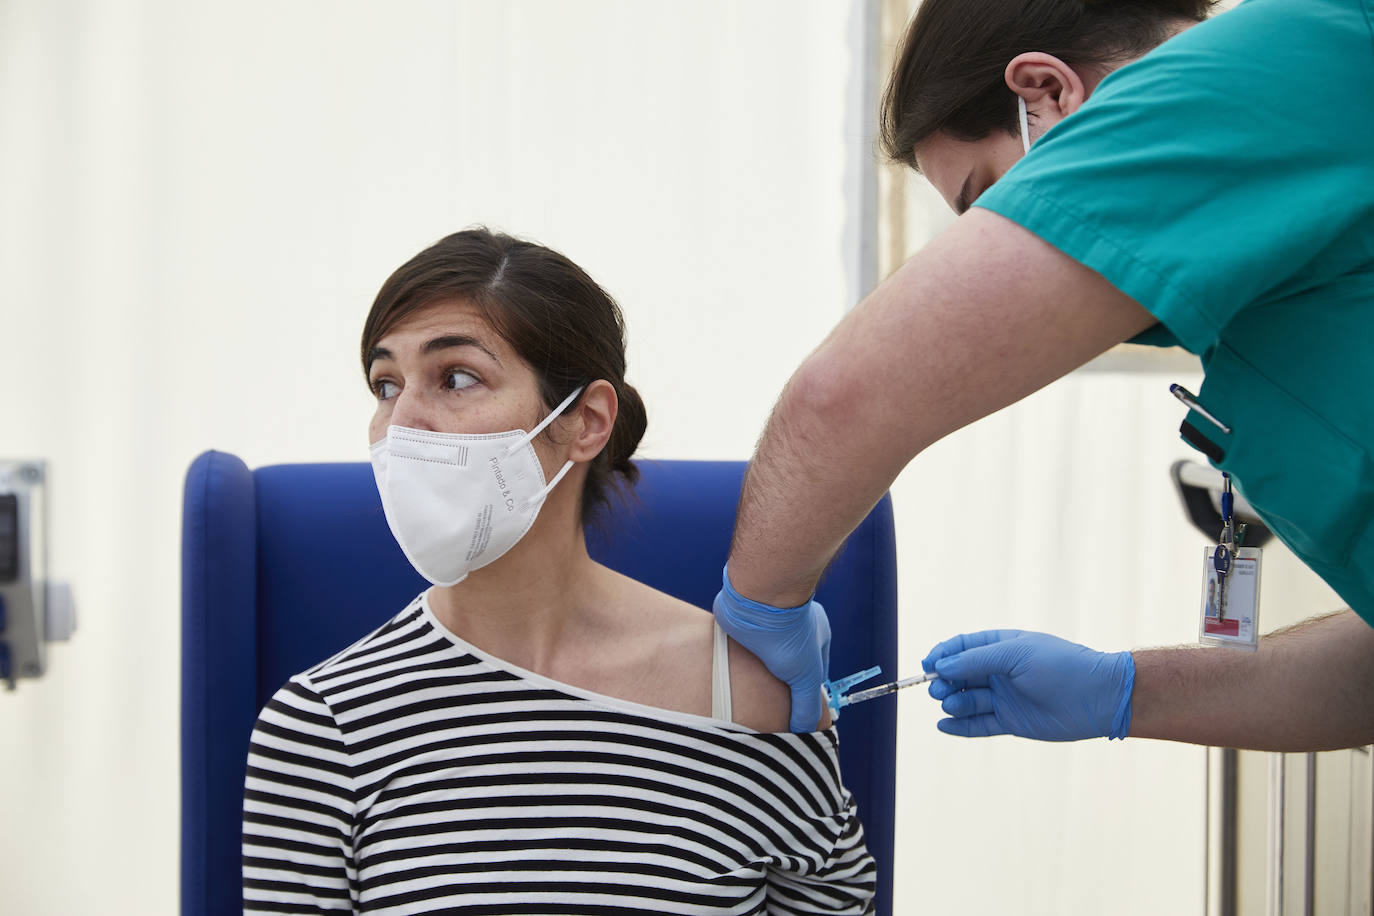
243;592;876;914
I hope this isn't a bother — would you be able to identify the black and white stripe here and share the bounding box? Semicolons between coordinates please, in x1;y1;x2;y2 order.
244;593;876;914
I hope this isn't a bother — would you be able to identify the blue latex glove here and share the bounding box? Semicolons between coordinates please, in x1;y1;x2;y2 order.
712;565;831;733
921;629;1135;741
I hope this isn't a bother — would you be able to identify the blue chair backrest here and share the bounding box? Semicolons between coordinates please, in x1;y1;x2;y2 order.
181;450;897;915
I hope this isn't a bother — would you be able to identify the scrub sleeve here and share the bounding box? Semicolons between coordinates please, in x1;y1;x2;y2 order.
975;0;1374;621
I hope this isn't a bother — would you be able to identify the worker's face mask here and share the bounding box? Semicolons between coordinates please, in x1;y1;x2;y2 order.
1018;96;1032;154
369;387;583;587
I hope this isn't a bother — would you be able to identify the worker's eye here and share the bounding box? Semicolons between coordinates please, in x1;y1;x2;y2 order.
444;369;479;392
370;379;399;401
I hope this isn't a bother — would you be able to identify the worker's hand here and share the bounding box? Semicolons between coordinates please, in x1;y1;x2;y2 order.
922;630;1135;741
713;565;831;733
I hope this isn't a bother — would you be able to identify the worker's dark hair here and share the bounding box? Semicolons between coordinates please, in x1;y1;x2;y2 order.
880;0;1218;169
361;227;647;525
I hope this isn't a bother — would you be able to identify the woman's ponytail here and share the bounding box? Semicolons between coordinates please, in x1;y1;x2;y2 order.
607;382;647;485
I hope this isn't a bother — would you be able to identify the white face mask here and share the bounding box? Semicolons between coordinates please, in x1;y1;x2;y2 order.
1018;96;1032;154
369;387;584;586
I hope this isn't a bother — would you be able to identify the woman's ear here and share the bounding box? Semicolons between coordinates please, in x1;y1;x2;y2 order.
1004;51;1091;138
568;379;618;463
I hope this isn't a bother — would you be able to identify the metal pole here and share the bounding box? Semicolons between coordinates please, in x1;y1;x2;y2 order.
846;0;881;310
1221;748;1238;916
1269;753;1287;915
1304;752;1316;915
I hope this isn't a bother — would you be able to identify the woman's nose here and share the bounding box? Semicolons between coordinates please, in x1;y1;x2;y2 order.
388;389;438;432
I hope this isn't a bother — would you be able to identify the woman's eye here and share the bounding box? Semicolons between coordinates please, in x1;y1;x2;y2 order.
372;380;399;401
444;370;479;392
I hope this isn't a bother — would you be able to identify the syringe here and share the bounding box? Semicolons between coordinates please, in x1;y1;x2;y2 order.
840;671;939;707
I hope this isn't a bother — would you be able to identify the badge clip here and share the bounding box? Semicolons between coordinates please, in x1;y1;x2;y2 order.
1199;472;1262;651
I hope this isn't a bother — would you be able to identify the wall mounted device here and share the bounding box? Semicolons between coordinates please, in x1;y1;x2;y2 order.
0;461;75;690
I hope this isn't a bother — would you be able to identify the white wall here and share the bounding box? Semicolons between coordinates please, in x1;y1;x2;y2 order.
890;371;1207;913
1;1;1345;914
0;3;853;912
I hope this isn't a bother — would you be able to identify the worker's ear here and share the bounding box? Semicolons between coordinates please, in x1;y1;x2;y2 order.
565;379;617;464
1004;52;1091;141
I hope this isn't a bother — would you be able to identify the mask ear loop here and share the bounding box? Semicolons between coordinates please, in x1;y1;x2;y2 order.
522;459;576;508
502;386;586;459
1018;96;1031;154
504;386;586;507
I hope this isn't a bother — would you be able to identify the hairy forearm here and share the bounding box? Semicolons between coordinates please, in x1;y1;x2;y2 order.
726;210;1156;605
1130;609;1374;751
727;357;906;606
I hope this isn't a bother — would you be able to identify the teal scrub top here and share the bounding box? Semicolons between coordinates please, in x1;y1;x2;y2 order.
975;0;1374;623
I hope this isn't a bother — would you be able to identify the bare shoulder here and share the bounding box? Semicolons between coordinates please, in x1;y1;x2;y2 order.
591;570;714;714
596;567;831;731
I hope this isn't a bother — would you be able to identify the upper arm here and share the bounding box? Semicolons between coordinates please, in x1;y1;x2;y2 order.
727;637;799;733
729;205;1153;609
807;207;1156;476
727;637;833;732
763;758;875;914
243;679;355;911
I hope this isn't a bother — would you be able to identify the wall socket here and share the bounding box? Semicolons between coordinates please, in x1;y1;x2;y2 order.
0;461;73;689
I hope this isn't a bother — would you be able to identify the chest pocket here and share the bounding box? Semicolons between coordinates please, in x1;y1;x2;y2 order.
1185;344;1374;569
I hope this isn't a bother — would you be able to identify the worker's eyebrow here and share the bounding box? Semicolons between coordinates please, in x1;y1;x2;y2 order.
366;335;503;372
954;172;974;216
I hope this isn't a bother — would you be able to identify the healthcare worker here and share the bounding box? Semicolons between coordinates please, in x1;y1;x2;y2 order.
713;0;1374;747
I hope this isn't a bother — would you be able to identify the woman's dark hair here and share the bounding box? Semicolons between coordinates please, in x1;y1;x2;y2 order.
361;227;647;524
880;0;1217;168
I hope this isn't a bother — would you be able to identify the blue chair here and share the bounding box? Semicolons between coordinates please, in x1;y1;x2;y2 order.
181;451;898;915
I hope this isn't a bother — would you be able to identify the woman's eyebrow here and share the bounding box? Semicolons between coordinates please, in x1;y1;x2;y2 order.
423;335;502;366
366;335;503;371
365;346;392;372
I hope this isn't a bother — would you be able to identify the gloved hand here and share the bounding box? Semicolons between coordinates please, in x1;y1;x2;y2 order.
922;629;1135;741
713;565;831;733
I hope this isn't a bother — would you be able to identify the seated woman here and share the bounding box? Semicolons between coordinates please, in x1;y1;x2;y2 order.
242;228;876;914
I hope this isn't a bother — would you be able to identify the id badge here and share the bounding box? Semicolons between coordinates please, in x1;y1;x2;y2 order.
1198;546;1262;651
